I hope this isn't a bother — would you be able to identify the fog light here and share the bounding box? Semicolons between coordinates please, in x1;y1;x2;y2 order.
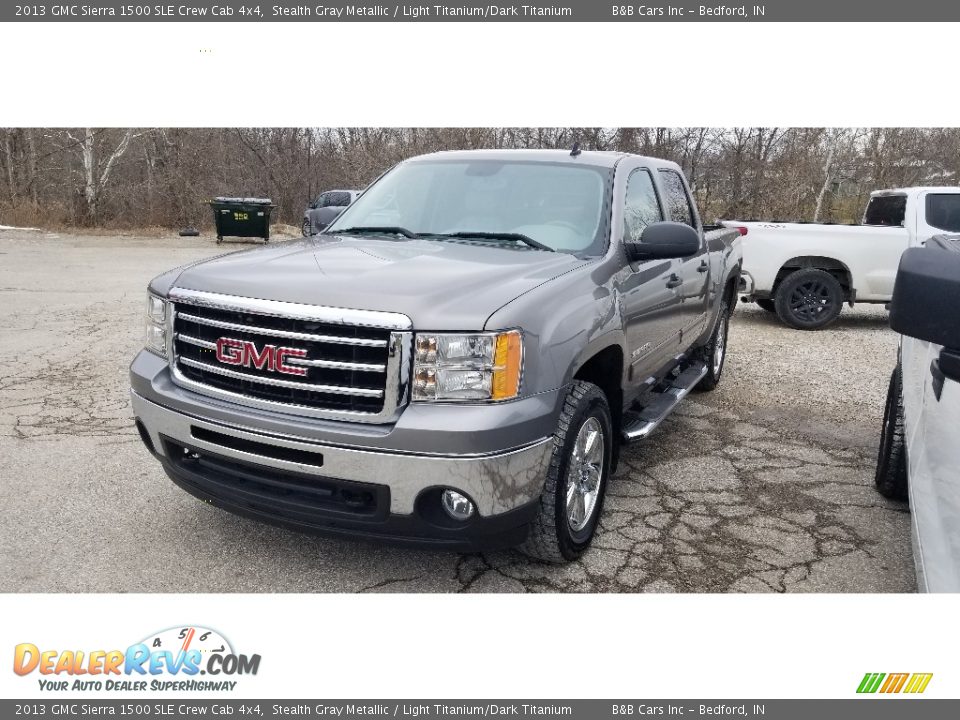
441;490;475;521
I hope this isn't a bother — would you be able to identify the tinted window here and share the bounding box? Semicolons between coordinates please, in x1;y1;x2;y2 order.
659;170;695;227
864;195;906;226
926;194;960;232
623;169;663;242
321;191;353;208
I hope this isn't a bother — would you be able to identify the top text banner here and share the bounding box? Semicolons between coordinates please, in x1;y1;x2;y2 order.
5;1;960;22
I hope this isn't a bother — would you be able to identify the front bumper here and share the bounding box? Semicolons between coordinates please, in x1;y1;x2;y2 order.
130;360;557;549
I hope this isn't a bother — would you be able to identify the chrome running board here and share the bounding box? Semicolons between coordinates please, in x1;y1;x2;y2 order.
621;362;708;442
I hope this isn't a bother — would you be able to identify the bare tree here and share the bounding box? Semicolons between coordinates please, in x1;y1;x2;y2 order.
813;129;844;222
63;128;149;223
2;127;959;231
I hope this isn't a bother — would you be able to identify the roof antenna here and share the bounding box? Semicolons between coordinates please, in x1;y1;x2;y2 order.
570;141;581;157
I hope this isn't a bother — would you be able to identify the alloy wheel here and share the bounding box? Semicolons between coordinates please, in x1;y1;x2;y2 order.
713;316;727;375
788;280;834;322
565;417;604;533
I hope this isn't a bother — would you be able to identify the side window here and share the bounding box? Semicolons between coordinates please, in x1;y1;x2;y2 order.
326;191;352;207
658;170;695;228
623;169;664;242
926;194;960;232
864;195;907;226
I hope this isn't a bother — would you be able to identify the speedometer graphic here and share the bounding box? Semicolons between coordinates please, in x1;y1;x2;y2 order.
138;626;233;658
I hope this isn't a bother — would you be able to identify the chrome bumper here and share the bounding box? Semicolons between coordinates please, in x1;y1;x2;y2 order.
131;391;553;517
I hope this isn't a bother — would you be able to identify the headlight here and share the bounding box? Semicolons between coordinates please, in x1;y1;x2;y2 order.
144;293;168;356
413;330;522;402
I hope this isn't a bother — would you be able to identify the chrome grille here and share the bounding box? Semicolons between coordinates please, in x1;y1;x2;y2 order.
167;288;411;422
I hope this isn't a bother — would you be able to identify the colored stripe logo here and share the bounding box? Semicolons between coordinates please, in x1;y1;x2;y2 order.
857;672;933;694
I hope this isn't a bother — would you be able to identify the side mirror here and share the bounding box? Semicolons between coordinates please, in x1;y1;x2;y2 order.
890;244;960;396
626;221;701;262
890;245;960;348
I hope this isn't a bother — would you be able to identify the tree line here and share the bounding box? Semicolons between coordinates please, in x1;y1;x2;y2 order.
1;127;958;230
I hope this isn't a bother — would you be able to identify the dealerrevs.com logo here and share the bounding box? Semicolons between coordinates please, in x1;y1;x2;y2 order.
13;626;261;692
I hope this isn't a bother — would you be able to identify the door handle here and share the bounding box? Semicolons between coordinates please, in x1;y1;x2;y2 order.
931;359;945;401
666;274;683;289
697;260;709;273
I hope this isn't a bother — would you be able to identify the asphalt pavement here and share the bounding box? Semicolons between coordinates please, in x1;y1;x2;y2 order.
0;228;915;592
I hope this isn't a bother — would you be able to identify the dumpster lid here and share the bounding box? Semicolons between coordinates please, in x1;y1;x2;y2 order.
210;197;274;205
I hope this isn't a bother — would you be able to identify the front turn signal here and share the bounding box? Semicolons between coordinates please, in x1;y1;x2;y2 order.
491;330;523;401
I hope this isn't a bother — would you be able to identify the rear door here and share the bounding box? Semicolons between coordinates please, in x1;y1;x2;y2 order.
619;166;683;378
659;168;709;340
904;333;960;592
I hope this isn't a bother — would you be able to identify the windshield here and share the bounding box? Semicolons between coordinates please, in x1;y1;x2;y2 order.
326;159;610;254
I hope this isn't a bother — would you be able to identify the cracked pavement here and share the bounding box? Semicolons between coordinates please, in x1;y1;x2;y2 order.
0;229;915;592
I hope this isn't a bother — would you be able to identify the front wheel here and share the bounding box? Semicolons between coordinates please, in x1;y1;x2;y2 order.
520;381;613;563
875;366;908;501
302;219;312;237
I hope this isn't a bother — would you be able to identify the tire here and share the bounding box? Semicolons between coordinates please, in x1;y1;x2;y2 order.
756;298;776;313
774;268;844;330
695;299;730;392
520;380;613;563
875;366;908;501
302;219;312;237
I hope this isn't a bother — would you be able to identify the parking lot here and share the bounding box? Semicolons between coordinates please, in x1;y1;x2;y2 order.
0;228;915;592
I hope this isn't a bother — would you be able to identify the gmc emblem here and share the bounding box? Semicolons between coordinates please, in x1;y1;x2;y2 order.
215;337;308;376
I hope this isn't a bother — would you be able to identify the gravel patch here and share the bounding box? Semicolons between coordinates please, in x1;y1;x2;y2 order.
0;230;914;593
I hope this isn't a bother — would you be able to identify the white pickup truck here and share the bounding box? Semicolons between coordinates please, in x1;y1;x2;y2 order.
726;187;960;329
878;235;960;591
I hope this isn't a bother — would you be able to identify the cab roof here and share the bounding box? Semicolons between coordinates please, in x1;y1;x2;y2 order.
871;186;960;197
404;148;680;171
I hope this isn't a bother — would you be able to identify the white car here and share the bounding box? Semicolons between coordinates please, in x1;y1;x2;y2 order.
726;187;960;329
877;235;960;592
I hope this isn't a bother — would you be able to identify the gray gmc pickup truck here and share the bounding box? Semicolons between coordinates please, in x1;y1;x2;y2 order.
131;149;742;561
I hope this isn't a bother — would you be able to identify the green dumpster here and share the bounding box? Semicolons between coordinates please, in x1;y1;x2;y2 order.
209;197;275;244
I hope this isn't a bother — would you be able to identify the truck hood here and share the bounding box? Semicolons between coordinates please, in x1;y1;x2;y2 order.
169;235;586;330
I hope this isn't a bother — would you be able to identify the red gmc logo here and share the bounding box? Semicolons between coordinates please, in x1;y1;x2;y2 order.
215;337;308;376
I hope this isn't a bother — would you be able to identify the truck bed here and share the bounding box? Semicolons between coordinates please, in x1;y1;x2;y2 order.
720;219;908;302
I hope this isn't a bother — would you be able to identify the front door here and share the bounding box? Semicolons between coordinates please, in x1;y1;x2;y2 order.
619;167;683;381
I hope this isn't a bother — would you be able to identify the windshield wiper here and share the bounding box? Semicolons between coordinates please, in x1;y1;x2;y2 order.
328;227;556;252
433;231;555;252
326;226;418;238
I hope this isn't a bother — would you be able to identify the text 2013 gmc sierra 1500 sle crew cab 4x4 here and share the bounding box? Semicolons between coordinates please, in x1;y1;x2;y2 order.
130;149;742;561
726;187;960;329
